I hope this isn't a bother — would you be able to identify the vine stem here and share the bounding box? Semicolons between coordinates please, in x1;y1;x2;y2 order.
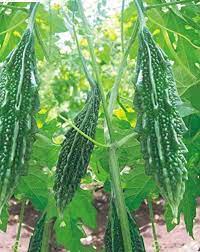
72;18;96;88
61;10;97;87
48;0;53;57
59;115;108;148
13;200;26;252
147;197;160;252
121;0;125;53
76;1;133;251
108;19;139;116
146;0;195;10
76;0;114;142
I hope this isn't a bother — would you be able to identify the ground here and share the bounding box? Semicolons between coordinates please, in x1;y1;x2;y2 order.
0;192;200;252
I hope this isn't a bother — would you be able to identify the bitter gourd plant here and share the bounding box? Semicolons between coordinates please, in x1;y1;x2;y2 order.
53;86;101;213
28;213;46;252
133;2;188;220
0;4;39;214
104;201;145;252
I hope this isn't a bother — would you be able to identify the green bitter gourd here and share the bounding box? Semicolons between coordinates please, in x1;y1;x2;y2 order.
134;25;188;220
0;5;39;213
28;213;46;252
53;86;101;213
104;201;145;252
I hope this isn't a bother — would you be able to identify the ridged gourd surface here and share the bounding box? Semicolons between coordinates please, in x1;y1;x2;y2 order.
53;86;100;213
0;29;39;212
134;27;188;219
28;213;46;252
104;202;145;252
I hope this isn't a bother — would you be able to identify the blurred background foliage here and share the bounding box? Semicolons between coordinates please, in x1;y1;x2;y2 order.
0;0;200;250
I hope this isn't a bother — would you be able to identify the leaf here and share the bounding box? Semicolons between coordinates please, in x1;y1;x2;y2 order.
32;135;60;168
0;10;27;60
55;215;84;252
97;43;111;64
182;84;200;111
69;190;96;228
68;189;97;229
46;190;96;251
147;8;200;94
181;177;199;237
55;212;95;252
123;165;157;210
176;101;199;117
15;165;49;211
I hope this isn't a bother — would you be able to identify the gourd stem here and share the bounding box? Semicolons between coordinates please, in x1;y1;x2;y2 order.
134;0;146;29
59;115;109;148
34;23;50;61
117;96;128;112
121;0;125;53
28;3;39;32
146;0;194;10
108;19;139;116
147;197;160;252
72;22;96;88
62;10;96;88
76;1;133;251
13;200;26;252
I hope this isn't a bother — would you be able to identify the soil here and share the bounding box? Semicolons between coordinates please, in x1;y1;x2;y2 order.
0;192;200;252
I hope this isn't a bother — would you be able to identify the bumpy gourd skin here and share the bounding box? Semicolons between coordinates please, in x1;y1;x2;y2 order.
0;29;39;213
53;86;100;213
28;213;46;252
104;202;145;252
134;27;188;219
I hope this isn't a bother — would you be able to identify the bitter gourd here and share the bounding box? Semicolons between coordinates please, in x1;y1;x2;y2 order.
134;26;188;219
0;6;39;213
28;213;46;252
53;86;100;213
104;201;145;252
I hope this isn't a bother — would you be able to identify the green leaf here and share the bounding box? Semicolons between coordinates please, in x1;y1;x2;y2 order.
15;165;49;211
68;189;97;229
55;215;84;251
52;189;96;251
147;8;200;94
123;165;157;210
0;10;27;60
182;84;200;111
176;101;199;117
181;177;198;237
32;135;60;168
